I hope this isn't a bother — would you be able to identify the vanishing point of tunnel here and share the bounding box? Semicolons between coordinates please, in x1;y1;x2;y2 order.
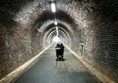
0;0;118;83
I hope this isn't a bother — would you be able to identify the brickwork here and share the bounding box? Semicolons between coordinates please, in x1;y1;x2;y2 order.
0;25;7;79
94;17;118;82
69;1;118;82
0;0;118;82
0;23;43;79
57;0;118;82
0;0;43;79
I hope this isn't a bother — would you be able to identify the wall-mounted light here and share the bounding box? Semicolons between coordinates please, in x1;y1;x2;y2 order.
51;2;56;13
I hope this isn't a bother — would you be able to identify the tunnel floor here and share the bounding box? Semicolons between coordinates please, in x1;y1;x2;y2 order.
15;44;99;83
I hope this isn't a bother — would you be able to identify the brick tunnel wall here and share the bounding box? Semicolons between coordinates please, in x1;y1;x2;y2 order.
0;0;118;82
68;0;118;82
83;15;118;82
93;17;118;82
0;22;43;79
0;0;43;79
0;24;7;79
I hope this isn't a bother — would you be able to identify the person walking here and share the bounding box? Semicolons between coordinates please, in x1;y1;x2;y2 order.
55;42;64;61
60;43;64;59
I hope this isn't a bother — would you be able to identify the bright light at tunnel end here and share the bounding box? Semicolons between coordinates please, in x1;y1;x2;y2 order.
52;36;61;43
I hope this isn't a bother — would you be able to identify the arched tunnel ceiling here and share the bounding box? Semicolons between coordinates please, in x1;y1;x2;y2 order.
35;18;75;45
44;27;70;39
34;9;76;41
1;0;118;27
0;0;118;82
42;26;71;45
35;20;73;33
37;10;75;26
0;0;118;44
46;29;69;43
1;0;118;24
0;0;118;46
36;20;74;37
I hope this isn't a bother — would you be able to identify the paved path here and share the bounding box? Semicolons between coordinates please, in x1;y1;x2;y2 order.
15;44;99;83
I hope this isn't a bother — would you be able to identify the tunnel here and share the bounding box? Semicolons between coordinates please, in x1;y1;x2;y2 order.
0;0;118;83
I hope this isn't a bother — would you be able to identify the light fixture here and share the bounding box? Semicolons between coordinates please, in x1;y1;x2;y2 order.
56;26;58;30
51;2;56;13
55;26;58;36
54;20;58;25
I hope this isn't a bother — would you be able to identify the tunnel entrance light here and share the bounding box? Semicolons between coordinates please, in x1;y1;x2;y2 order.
51;2;56;13
52;36;60;42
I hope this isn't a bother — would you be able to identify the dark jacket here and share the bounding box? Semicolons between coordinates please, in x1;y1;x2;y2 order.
55;43;64;56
